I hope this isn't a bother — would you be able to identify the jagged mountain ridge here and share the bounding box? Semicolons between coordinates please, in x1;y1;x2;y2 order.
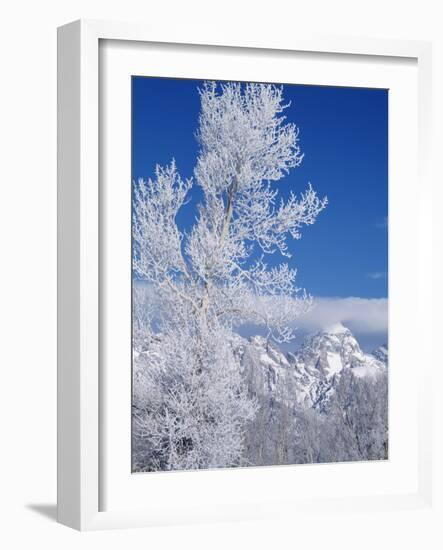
238;324;387;411
134;324;387;414
133;324;388;468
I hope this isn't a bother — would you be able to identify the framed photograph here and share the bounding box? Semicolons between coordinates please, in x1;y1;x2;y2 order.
57;19;433;530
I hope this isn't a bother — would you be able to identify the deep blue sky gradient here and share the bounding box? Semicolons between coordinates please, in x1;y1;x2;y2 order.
132;77;388;299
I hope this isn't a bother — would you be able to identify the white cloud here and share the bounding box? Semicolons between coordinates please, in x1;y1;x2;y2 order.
366;271;387;280
294;296;388;335
134;281;388;350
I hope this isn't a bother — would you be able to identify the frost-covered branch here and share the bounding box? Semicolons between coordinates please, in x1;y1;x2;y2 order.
132;81;328;471
132;160;192;283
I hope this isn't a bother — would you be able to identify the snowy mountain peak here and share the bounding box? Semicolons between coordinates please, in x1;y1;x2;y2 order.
323;322;349;334
239;326;387;411
295;325;365;376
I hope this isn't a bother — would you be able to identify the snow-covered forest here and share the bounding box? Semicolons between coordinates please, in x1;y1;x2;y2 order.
131;81;388;472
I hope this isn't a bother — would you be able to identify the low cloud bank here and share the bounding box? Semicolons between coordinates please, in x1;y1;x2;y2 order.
134;281;388;352
284;296;388;352
239;297;388;352
295;296;388;335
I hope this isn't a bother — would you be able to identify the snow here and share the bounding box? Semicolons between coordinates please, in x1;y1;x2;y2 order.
131;79;387;471
326;352;343;376
243;323;387;417
259;353;277;367
352;365;380;379
323;322;348;334
133;317;389;469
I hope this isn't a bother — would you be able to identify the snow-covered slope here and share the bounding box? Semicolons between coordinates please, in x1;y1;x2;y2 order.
238;325;387;410
134;325;387;415
237;335;294;403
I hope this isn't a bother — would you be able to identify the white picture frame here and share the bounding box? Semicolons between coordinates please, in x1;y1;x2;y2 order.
57;19;433;531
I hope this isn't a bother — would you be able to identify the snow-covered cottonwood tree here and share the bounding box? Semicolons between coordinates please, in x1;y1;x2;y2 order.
132;82;327;471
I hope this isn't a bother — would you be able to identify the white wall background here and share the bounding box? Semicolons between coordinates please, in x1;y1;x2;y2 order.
0;1;441;548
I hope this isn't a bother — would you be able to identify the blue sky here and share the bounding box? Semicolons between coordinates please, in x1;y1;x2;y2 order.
132;77;388;349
